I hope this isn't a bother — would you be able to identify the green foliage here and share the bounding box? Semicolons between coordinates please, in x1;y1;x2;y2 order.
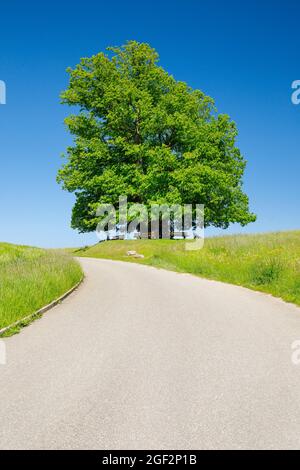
73;231;300;306
250;258;283;285
0;243;82;332
58;41;256;232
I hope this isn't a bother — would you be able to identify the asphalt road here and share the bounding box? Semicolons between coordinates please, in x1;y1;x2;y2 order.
1;257;300;449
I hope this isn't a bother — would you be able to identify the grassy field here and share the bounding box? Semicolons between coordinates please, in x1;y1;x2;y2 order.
73;231;300;306
0;243;82;334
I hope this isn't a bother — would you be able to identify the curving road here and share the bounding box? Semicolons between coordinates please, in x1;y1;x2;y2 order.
1;257;300;449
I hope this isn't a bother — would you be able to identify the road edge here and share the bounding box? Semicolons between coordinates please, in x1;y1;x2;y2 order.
78;256;300;313
0;276;84;337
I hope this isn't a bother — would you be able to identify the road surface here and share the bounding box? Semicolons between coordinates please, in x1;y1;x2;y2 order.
1;257;300;449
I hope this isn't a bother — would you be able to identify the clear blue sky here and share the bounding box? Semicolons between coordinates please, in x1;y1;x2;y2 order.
0;0;299;247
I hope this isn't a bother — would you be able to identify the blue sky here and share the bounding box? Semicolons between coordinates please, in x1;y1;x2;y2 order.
0;0;299;247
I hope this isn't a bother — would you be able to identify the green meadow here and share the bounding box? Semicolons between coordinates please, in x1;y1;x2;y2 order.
73;231;300;306
0;243;82;333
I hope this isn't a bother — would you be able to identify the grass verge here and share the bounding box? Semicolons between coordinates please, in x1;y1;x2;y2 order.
0;243;82;335
73;231;300;306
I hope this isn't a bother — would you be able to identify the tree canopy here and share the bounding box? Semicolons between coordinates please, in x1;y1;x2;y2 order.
57;41;256;232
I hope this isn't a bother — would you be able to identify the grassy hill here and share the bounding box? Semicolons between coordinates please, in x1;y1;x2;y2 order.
73;231;300;306
0;243;82;334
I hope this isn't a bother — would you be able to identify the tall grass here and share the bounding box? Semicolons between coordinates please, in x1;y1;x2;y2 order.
0;243;82;331
74;231;300;306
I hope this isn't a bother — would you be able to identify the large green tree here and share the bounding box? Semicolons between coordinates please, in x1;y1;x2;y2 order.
57;41;256;232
